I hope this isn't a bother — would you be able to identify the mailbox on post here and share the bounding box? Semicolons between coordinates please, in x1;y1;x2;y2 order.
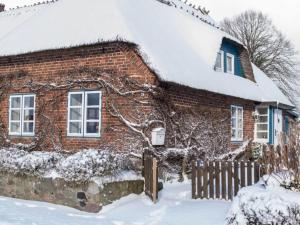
151;127;166;146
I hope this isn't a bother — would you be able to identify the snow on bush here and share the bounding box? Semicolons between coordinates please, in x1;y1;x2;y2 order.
0;148;61;176
0;148;129;182
227;174;300;225
57;150;126;182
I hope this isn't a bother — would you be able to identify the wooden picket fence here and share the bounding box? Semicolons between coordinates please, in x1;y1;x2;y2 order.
191;160;266;200
143;153;158;203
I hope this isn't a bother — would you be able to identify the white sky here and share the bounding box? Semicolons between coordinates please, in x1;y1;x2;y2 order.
1;0;300;53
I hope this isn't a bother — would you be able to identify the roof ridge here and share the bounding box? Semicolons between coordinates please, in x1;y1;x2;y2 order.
155;0;219;28
5;0;59;12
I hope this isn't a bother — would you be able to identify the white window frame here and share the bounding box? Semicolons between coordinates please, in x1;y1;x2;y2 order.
215;50;224;72
84;91;102;138
9;94;36;136
67;92;84;137
231;105;243;142
254;107;269;143
67;91;102;138
226;53;235;74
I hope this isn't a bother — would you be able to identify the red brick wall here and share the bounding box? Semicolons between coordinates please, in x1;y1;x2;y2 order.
0;42;256;152
160;83;256;151
0;42;157;152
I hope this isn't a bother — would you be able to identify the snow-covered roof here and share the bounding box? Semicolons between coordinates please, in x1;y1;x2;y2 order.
0;0;293;107
252;64;293;107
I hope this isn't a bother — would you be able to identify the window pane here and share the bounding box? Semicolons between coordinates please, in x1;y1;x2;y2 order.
24;109;34;121
11;110;21;121
231;129;236;138
10;122;20;133
227;56;233;72
86;122;99;134
257;124;268;131
69;122;82;134
11;97;21;108
238;130;243;139
238;119;243;129
258;116;268;123
87;108;99;120
24;96;34;108
237;108;243;117
23;122;34;133
257;108;268;115
257;132;268;139
216;52;222;68
231;107;236;117
70;94;82;106
87;93;100;106
231;118;236;128
70;108;82;120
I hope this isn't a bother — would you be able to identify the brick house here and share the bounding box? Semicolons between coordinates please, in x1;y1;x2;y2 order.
0;0;297;156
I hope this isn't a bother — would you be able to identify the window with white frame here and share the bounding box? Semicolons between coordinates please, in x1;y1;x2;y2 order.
9;94;35;136
226;53;234;74
215;51;224;72
231;105;243;141
67;91;101;137
254;107;269;142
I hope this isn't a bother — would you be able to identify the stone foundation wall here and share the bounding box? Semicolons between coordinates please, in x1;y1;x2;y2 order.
0;172;144;213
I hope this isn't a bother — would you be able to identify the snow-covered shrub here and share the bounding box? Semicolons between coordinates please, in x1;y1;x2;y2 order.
57;150;127;182
262;171;300;191
227;177;300;225
0;148;61;176
0;148;130;182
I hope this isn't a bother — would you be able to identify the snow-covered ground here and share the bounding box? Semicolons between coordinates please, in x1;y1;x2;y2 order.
0;182;230;225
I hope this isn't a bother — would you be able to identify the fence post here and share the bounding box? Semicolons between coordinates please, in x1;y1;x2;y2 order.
192;160;197;199
198;163;203;199
209;161;214;199
227;161;233;200
254;162;260;183
234;161;239;196
221;161;227;200
247;161;252;186
215;161;220;199
240;161;245;188
203;162;208;199
152;158;158;203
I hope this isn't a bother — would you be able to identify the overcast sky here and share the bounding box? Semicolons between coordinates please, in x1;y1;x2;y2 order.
2;0;300;53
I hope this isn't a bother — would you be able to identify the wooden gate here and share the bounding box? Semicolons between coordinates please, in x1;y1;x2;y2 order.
192;160;266;200
143;153;158;203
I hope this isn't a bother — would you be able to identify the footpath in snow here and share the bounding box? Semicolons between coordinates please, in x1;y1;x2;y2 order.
0;182;230;225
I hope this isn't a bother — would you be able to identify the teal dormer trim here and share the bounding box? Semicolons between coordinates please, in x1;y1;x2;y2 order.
268;106;274;144
220;40;245;78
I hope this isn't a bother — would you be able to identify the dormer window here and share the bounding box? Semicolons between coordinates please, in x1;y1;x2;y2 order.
215;51;224;72
226;53;234;74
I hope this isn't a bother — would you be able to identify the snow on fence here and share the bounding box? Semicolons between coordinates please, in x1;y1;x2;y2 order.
143;153;158;203
191;161;266;201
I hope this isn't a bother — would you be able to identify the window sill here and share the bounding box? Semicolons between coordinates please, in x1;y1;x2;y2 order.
66;136;101;139
8;135;35;138
231;139;243;143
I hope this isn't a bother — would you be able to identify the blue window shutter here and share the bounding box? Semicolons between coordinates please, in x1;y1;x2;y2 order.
268;106;274;144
